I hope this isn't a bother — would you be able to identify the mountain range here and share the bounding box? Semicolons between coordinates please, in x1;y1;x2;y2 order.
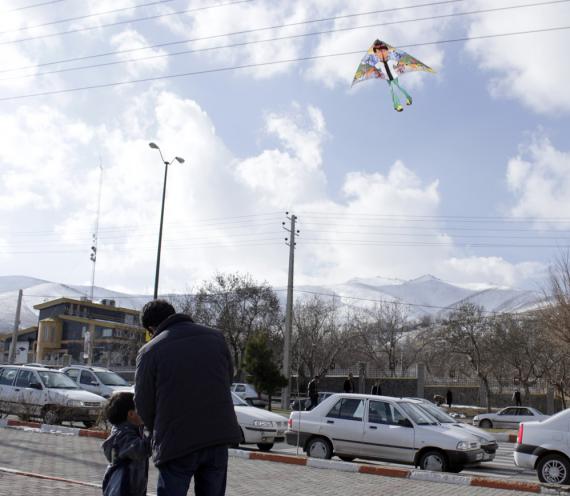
0;274;544;334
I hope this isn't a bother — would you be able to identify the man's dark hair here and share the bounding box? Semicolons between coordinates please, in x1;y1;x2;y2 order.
141;299;175;331
105;392;135;425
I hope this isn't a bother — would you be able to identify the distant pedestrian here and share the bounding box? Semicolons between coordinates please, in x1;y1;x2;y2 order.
343;373;355;393
308;376;319;410
513;389;522;406
102;392;151;496
136;300;241;496
446;389;453;409
371;381;382;395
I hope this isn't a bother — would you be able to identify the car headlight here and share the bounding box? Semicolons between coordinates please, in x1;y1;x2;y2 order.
473;416;479;421
457;441;480;451
69;400;84;407
253;420;273;428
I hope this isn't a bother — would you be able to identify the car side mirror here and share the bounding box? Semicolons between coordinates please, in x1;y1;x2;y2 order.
398;418;413;428
29;382;43;390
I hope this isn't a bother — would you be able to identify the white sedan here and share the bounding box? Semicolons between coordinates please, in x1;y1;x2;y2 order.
232;392;287;451
473;406;549;429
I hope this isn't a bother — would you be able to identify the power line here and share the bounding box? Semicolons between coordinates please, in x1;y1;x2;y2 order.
0;0;255;46
0;0;466;72
1;25;568;102
1;0;66;14
4;0;566;82
0;0;178;35
0;0;179;35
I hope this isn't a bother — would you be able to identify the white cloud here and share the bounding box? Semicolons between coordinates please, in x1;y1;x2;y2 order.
440;256;544;288
465;0;570;113
0;88;546;292
507;135;570;223
110;29;169;77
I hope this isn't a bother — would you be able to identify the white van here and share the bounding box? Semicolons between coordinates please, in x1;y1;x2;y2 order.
61;365;133;399
0;365;106;427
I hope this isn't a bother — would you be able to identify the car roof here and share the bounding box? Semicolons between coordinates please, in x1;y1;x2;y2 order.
324;393;418;403
0;364;52;372
62;365;109;372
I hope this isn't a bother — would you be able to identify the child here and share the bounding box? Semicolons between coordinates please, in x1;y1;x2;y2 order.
101;392;151;496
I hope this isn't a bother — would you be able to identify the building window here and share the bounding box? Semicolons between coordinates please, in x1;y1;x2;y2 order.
102;328;113;338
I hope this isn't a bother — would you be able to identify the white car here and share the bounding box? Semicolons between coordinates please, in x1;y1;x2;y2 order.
514;408;570;484
473;406;549;429
286;393;484;472
412;400;498;463
0;365;106;427
61;366;133;399
232;392;287;451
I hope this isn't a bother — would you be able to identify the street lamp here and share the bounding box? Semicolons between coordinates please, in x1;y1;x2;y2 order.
148;142;185;299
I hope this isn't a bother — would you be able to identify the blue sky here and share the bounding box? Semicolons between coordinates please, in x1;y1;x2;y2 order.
0;0;569;294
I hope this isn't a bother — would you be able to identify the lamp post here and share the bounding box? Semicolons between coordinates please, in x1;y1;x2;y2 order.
149;142;185;299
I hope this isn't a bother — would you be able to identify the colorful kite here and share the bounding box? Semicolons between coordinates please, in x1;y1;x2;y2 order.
352;39;435;112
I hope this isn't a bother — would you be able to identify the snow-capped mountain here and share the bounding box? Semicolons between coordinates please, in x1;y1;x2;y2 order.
0;274;543;334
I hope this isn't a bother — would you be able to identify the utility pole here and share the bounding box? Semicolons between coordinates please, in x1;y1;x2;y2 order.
8;289;23;364
90;160;103;301
281;212;299;409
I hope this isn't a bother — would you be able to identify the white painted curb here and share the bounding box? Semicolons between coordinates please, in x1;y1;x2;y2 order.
409;469;471;486
306;458;359;472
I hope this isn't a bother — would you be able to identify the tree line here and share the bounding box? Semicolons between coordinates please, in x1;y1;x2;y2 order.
163;252;570;409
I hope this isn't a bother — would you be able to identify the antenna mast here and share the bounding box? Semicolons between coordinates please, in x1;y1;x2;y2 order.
90;159;103;301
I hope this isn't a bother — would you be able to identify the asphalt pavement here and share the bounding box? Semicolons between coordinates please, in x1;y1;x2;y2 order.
0;428;540;496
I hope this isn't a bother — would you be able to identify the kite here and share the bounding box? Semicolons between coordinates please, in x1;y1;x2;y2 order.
352;39;435;112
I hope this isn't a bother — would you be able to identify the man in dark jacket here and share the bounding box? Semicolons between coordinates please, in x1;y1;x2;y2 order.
135;300;241;496
307;376;319;410
343;373;354;393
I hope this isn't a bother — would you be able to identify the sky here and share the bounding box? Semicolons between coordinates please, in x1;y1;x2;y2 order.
0;0;570;295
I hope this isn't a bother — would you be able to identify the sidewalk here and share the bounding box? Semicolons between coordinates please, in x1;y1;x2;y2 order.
0;428;542;496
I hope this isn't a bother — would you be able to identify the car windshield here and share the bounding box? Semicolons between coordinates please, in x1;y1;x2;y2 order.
94;371;128;386
398;402;439;425
37;371;79;389
231;392;248;406
417;403;455;423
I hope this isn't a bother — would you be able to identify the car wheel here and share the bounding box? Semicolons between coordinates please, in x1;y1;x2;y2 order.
42;407;60;426
418;450;448;472
257;443;274;452
306;437;333;460
339;456;356;462
480;419;493;429
537;454;570;484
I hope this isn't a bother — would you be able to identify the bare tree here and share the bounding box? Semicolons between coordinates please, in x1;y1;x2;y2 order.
354;303;411;375
441;304;495;411
190;272;281;380
292;296;351;380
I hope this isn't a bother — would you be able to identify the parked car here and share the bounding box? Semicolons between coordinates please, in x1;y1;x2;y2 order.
290;392;335;411
231;383;267;407
232;392;287;451
410;400;498;462
514;408;570;484
61;365;132;399
286;393;484;472
0;365;105;427
473;406;549;429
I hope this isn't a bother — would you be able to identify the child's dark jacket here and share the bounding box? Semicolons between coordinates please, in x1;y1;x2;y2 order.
102;422;150;496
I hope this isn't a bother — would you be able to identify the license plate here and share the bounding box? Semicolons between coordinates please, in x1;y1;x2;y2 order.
483;453;493;461
476;453;483;461
88;409;99;416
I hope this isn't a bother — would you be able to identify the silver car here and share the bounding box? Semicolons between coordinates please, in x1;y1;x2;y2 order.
473;406;549;429
412;401;497;462
286;393;484;473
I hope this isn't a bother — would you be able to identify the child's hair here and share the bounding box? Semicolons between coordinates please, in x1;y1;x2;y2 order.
104;392;135;425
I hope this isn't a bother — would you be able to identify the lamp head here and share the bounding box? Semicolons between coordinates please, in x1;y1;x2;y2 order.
149;142;159;149
174;157;185;164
